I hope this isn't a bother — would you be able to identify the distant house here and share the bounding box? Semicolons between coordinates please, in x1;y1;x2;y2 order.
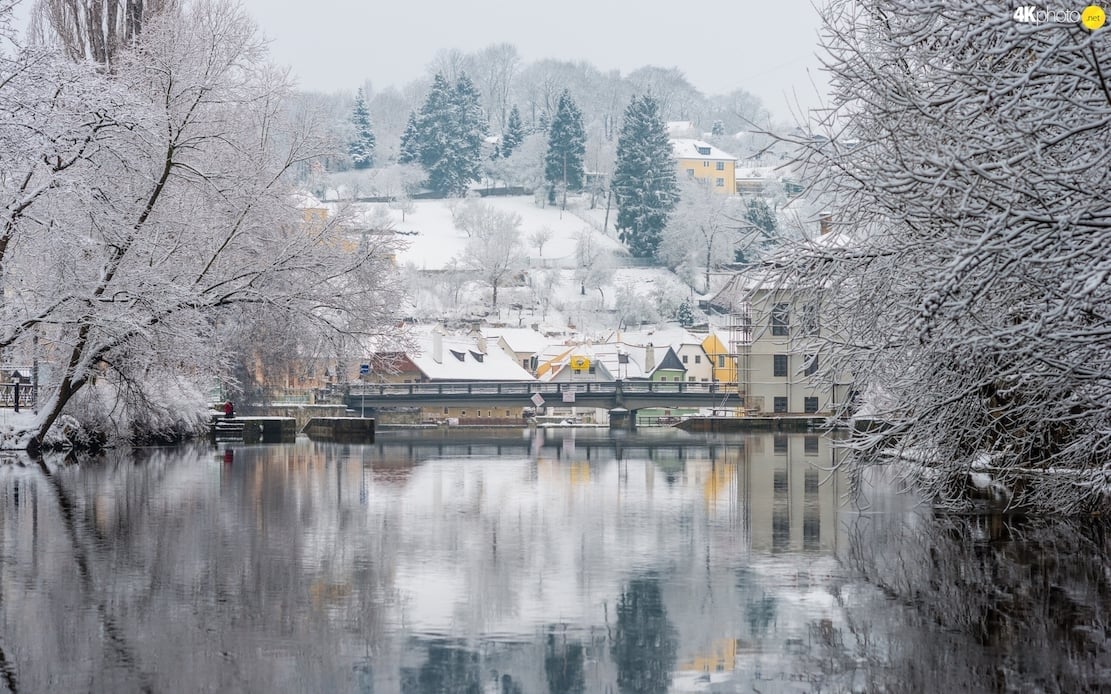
475;327;550;374
671;138;737;194
291;191;328;224
367;327;536;424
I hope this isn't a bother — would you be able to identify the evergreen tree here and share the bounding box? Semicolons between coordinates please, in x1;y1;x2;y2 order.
500;104;525;158
398;112;421;165
446;72;487;194
612;94;679;259
711;119;725;137
544;90;586;205
676;298;695;327
734;197;777;263
404;72;487;197
348;87;376;169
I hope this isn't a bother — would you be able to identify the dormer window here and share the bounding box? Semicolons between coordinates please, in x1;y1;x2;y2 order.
469;351;484;362
697;146;711;156
450;349;465;362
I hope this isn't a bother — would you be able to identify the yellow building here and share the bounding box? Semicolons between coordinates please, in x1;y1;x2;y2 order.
701;332;738;383
671;138;737;194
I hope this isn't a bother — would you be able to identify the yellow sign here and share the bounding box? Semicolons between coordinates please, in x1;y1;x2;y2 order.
1082;5;1106;30
570;356;591;370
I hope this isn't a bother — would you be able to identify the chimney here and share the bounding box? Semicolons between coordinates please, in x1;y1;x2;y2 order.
476;334;488;353
645;343;656;372
819;213;833;236
432;325;444;364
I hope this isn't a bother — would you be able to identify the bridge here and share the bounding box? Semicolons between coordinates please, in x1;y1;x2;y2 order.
344;380;743;416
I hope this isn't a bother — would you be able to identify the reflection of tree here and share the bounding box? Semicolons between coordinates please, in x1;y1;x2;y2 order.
610;575;678;694
544;628;585;693
836;514;1111;692
401;640;482;694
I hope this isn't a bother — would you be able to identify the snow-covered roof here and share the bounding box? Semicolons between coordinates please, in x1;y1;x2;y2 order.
670;138;737;162
409;332;536;381
614;327;704;351
480;327;550;354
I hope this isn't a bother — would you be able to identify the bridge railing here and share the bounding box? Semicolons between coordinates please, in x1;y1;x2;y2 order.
348;380;742;398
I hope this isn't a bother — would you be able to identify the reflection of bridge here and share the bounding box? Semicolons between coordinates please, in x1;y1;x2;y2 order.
344;380;743;414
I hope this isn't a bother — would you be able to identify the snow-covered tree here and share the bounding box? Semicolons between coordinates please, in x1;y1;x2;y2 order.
3;0;404;449
613;94;679;259
348;87;376;169
573;229;612;300
500;131;546;191
403;72;487;197
771;0;1111;513
660;178;742;291
544;89;586;206
398;111;421;165
456;201;525;307
500;104;525;158
733;197;777;263
29;0;176;69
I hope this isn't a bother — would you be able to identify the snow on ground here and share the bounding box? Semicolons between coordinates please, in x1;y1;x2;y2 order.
339;195;620;271
335;194;707;335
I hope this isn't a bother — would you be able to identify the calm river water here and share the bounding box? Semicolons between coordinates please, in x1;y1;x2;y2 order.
0;428;1107;693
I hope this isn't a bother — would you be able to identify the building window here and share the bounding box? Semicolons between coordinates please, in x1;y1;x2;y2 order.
522;358;529;369
715;177;724;187
804;435;819;455
689;376;695;382
686;168;695;178
771;303;789;336
773;354;788;377
505;410;511;417
695;355;701;364
682;355;688;363
773;396;788;413
588;366;595;374
805;353;818;376
697;146;712;155
804;397;819;413
716;161;725;171
443;407;448;414
718;355;725;368
773;435;788;454
703;160;710;167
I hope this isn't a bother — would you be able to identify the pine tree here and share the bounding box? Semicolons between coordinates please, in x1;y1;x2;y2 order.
398;112;421;165
447;73;486;194
404;72;487;197
348;87;376;169
612;94;679;259
544;90;586;205
675;298;695;327
500;104;525;158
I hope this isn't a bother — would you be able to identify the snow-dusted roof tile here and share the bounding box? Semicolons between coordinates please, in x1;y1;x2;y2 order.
670;138;737;161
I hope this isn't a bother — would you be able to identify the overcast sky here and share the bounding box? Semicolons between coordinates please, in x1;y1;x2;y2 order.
236;0;829;121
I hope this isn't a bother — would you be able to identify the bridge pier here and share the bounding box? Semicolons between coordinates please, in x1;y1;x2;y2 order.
609;408;637;431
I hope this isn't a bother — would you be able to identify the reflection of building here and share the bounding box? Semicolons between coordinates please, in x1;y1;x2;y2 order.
740;433;845;553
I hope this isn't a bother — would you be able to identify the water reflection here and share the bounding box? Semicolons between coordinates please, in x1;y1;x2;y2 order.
0;431;1105;692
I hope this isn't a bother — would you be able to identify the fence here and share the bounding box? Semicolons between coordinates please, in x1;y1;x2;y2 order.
0;382;36;410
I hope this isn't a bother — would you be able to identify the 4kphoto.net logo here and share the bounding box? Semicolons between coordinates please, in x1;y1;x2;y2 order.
1012;4;1106;28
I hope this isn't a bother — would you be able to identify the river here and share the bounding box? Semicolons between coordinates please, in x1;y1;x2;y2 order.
0;428;1106;692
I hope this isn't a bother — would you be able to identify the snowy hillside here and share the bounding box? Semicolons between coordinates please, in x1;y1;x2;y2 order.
337;195;712;335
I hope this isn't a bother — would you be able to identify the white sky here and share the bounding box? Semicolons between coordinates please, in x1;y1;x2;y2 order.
236;0;830;120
